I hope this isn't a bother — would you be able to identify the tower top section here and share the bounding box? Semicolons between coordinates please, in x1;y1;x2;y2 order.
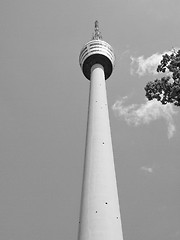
92;20;102;40
79;21;115;80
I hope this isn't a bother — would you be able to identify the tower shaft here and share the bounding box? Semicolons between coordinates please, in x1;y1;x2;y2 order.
78;64;123;240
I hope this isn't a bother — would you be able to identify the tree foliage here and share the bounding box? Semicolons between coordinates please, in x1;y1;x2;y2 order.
145;49;180;106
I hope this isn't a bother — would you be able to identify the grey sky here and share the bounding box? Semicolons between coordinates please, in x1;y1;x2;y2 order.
0;0;180;239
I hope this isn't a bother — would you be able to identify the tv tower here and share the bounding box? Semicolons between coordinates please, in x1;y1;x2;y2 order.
78;21;124;240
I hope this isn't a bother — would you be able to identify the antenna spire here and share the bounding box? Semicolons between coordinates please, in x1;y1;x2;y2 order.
92;20;102;40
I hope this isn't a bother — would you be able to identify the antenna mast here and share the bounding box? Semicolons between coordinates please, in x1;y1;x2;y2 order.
92;20;102;40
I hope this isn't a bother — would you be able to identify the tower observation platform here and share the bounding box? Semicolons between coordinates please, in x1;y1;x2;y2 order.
79;20;115;80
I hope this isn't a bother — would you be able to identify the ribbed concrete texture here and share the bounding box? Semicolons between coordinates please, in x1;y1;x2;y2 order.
78;64;124;240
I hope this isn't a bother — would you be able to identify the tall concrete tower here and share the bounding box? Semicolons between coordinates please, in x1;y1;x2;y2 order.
78;21;124;240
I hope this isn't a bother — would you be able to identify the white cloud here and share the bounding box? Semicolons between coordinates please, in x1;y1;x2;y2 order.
130;50;174;76
141;166;153;173
112;97;177;139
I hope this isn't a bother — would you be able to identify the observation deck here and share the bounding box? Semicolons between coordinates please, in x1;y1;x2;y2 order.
79;21;115;80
